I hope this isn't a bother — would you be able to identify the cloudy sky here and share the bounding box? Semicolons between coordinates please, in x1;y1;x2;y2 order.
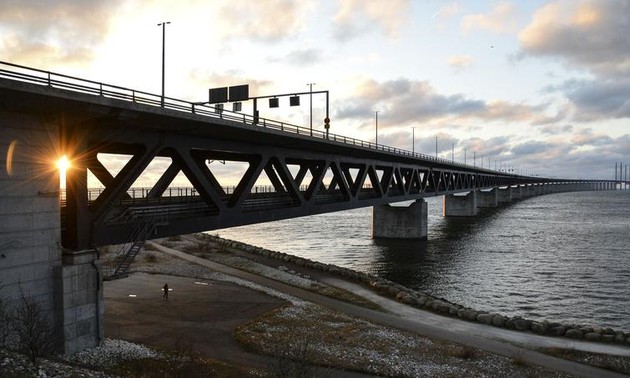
2;0;629;183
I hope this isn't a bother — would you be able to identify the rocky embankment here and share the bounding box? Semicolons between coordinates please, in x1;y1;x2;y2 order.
201;233;630;346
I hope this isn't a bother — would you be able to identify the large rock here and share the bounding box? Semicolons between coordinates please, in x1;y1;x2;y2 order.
514;318;532;331
546;325;567;336
530;322;547;334
491;315;506;328
565;329;584;339
476;313;493;325
584;332;602;342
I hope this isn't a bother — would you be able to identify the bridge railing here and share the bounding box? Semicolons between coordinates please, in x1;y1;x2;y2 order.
0;60;490;173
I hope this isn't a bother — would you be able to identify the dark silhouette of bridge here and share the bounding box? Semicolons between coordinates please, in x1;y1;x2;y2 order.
0;61;620;252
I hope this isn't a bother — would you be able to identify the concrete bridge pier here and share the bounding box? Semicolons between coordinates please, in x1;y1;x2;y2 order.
477;188;498;208
497;187;512;203
0;112;102;354
372;199;428;239
443;191;478;217
510;185;522;199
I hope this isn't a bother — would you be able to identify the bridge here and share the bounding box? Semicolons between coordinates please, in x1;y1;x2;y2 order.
0;61;625;354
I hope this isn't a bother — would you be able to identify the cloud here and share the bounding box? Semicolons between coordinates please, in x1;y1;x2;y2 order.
447;55;474;71
432;2;461;20
0;0;123;66
268;48;323;66
548;78;630;121
216;0;315;42
336;78;563;128
570;129;613;146
518;0;630;77
332;0;410;41
461;1;520;34
188;69;273;97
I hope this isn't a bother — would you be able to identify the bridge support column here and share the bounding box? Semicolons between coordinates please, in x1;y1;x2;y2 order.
510;186;521;199
443;191;478;217
478;188;499;208
372;199;428;239
497;187;512;203
0;110;102;355
54;249;104;354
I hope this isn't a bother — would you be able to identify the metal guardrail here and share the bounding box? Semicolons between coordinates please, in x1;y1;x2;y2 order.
0;60;503;174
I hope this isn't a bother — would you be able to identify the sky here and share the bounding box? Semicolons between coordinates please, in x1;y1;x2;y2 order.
2;0;629;185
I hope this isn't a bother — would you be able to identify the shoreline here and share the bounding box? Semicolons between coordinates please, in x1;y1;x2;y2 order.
198;233;630;349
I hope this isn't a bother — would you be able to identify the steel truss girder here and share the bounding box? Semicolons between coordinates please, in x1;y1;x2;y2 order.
61;122;566;248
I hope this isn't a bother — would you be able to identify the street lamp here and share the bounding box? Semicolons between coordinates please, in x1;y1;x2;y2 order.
435;136;438;159
307;83;315;136
411;127;416;154
451;141;455;162
157;21;171;107
374;110;379;145
464;148;467;165
473;151;476;167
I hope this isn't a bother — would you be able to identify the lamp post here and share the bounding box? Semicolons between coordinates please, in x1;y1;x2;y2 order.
157;21;170;107
464;148;467;165
435;136;438;159
307;83;315;136
374;110;379;146
451;141;455;162
473;151;476;167
411;127;416;154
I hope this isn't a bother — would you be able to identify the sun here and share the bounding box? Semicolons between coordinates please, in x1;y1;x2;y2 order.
57;155;71;173
56;155;71;188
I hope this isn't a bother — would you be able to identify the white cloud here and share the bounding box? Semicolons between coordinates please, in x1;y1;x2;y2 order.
518;0;630;77
332;0;410;41
461;1;520;34
216;0;315;42
0;0;123;67
447;55;474;71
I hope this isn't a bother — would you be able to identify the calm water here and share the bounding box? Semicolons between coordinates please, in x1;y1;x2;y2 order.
215;191;630;331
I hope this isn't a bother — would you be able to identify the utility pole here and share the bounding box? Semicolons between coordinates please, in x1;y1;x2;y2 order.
158;21;171;107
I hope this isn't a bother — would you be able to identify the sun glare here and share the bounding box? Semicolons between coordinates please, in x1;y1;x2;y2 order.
57;155;70;173
57;155;70;188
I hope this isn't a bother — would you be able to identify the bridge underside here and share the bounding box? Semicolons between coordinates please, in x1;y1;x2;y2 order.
64;119;529;248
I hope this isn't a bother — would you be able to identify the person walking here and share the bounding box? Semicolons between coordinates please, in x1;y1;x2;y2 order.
163;283;169;299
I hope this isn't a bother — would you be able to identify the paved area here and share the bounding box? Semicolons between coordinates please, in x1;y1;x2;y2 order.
105;273;284;368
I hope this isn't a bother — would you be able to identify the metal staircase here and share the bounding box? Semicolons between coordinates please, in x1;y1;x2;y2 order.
104;212;167;279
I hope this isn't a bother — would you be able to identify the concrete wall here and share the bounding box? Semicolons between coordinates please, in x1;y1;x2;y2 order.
372;199;427;239
0;111;102;354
